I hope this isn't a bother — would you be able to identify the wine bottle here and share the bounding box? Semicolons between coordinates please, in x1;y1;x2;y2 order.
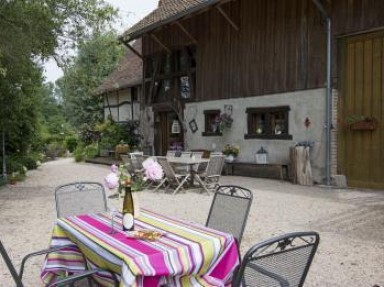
122;186;134;231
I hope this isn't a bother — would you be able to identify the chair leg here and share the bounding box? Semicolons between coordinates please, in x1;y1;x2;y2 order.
153;178;167;192
173;176;190;195
195;175;210;195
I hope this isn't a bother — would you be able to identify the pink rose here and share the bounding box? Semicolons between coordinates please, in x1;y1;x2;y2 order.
104;172;119;190
143;158;163;181
110;164;118;173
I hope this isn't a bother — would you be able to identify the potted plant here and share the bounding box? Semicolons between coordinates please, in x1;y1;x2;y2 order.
222;144;240;162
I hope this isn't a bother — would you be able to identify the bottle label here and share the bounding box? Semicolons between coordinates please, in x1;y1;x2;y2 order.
123;213;134;231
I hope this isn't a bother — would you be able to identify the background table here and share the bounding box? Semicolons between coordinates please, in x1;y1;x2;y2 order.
41;209;239;287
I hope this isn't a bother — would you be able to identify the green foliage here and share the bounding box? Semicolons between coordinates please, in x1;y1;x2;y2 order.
0;0;117;163
84;144;99;159
65;136;78;153
5;157;25;175
73;145;85;162
96;120;132;149
45;142;66;159
57;32;124;129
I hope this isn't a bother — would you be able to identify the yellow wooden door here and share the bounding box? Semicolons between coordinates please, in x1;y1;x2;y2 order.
338;30;384;189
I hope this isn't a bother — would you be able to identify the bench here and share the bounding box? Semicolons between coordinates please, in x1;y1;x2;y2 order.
224;161;289;180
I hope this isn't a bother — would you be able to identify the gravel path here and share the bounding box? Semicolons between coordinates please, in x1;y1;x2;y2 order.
0;158;383;286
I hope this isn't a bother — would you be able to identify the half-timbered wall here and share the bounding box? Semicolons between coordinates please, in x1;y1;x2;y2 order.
103;87;140;122
142;0;384;101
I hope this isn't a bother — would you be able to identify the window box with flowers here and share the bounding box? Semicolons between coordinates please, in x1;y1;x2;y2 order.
202;110;234;136
344;115;378;131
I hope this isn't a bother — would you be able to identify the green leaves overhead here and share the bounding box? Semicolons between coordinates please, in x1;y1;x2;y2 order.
57;32;124;128
0;0;118;155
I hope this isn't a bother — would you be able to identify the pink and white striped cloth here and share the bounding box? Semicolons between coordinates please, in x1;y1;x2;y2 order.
41;209;239;287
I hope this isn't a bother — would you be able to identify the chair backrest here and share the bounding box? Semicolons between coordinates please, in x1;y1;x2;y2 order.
205;155;225;177
233;231;320;287
191;152;204;171
55;182;108;218
191;151;204;159
206;185;253;244
0;240;24;287
156;157;178;182
166;150;176;157
131;154;145;171
130;152;144;159
181;151;192;158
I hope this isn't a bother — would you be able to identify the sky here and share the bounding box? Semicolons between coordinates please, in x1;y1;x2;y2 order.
43;0;158;83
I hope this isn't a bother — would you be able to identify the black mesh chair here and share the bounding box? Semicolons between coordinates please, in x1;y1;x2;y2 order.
206;185;253;245
55;182;108;218
0;238;118;287
232;231;320;287
54;182;117;286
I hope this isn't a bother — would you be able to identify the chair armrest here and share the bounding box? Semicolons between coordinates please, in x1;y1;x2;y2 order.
47;268;119;287
19;246;68;280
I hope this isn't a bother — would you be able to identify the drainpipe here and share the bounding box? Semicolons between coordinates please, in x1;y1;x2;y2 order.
311;0;332;186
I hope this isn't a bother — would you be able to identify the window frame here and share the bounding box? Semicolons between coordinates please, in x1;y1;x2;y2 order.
144;45;197;104
244;106;292;140
202;109;222;137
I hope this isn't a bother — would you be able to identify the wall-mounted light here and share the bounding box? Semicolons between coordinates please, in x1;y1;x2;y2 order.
171;120;181;134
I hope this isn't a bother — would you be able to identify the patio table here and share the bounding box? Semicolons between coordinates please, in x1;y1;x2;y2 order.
41;209;239;287
167;157;209;188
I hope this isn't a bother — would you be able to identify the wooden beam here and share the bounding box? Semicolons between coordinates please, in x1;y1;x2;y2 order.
217;5;239;31
124;42;143;59
175;21;198;44
150;34;171;53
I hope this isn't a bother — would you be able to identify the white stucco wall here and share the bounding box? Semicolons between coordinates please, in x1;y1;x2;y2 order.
184;89;327;183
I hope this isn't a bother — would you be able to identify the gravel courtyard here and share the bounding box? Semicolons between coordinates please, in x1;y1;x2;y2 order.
0;158;383;286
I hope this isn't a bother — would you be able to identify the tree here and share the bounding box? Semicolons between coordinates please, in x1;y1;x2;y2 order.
0;0;117;148
0;0;118;176
57;31;124;128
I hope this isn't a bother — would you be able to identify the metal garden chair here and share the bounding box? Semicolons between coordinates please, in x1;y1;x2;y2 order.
54;182;120;286
195;155;225;193
206;185;253;245
0;238;118;287
166;150;176;157
55;182;108;218
232;231;320;287
153;156;190;195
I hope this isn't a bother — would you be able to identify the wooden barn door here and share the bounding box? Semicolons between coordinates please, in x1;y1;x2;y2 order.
338;30;384;189
154;111;184;156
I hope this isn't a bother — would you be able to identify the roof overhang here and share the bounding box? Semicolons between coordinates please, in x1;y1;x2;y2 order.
119;0;225;43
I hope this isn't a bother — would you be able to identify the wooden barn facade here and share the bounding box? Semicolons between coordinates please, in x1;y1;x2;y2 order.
120;0;384;189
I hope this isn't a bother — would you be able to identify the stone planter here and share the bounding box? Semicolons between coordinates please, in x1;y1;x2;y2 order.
225;154;235;162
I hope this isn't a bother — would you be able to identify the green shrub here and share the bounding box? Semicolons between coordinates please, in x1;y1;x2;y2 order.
19;156;38;170
44;135;65;145
6;157;24;174
73;146;85;162
65;136;78;153
84;144;99;159
45;142;66;159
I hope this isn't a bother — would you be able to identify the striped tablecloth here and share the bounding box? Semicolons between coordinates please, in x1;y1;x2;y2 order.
41;209;239;287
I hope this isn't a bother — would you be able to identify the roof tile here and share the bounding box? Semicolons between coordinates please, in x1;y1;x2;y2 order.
95;39;142;95
121;0;216;41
